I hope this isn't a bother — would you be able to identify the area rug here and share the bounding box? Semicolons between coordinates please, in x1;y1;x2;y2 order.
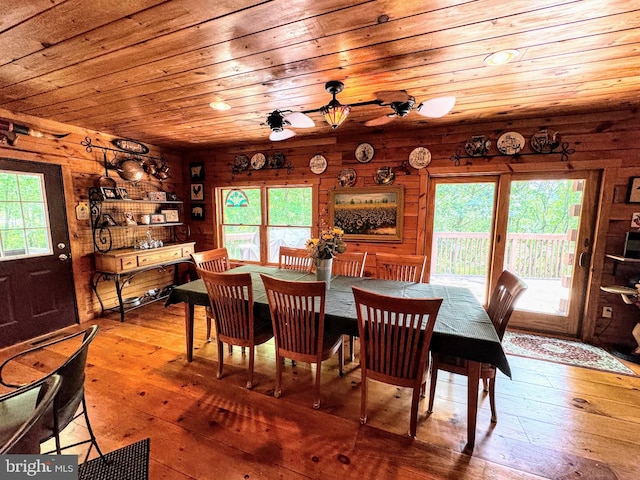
503;332;636;376
79;438;149;480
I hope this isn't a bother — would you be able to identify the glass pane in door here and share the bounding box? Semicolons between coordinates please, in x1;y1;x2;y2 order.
504;179;583;315
431;181;496;302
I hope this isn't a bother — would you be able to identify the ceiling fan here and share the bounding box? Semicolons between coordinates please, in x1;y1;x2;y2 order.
263;80;455;141
364;91;456;127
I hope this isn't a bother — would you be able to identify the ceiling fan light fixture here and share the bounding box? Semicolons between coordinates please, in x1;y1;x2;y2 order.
266;110;287;132
269;128;296;141
484;49;520;66
283;111;315;128
416;96;456;118
321;100;351;129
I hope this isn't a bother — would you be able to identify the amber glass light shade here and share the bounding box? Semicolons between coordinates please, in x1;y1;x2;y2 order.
321;100;351;129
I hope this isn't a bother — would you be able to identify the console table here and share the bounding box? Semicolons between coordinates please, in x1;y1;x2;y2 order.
93;242;195;322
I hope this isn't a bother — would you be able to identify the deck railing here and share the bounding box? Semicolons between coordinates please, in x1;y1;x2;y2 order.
432;232;572;279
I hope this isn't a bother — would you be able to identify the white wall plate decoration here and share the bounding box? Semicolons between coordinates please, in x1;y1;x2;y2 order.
497;132;525;155
408;147;431;169
251;153;266;170
309;154;327;174
355;142;375;163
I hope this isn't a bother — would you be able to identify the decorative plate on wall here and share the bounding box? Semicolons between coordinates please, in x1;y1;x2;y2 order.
530;128;560;153
408;147;431;169
309;154;327;174
234;155;250;171
464;135;491;156
355;142;375;163
251;153;266;170
374;166;395;185
338;168;357;187
497;132;525;155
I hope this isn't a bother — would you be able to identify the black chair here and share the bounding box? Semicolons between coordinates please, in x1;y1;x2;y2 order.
0;374;61;454
0;325;105;463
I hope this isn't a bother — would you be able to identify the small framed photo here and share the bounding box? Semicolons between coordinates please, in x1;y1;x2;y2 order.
190;162;205;181
148;191;167;202
191;184;204;201
627;177;640;203
191;204;205;221
150;213;166;224
123;212;137;226
117;187;131;200
100;187;118;200
102;213;117;226
161;209;180;223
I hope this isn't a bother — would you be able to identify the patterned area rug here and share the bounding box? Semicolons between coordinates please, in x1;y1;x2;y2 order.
79;438;149;480
503;332;636;376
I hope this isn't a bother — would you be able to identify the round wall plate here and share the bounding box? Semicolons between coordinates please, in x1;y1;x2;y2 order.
251;153;266;170
408;147;431;169
309;154;327;174
355;142;375;163
338;168;357;187
497;132;525;155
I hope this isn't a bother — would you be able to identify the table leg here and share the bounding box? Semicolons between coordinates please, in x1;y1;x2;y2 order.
463;360;481;455
185;303;195;362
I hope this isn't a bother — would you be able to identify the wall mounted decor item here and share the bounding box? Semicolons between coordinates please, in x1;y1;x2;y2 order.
0;119;69;146
329;186;404;242
408;147;431;169
124;212;137;226
100;187;118;200
234;155;250;172
374;166;395;185
355;142;374;163
190;184;204;201
338;168;357;187
191;204;205;221
530;128;560;153
251;153;266;170
464;135;491;156
111;138;149;154
496;131;525;155
148;191;167;201
161;209;180;223
627;177;640;203
309;154;327;174
190;162;205;180
150;213;166;224
117;187;130;200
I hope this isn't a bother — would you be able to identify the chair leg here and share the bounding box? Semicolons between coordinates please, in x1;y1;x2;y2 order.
489;377;497;423
338;340;344;377
409;386;421;438
216;340;224;379
80;396;106;464
313;362;322;409
247;346;255;389
206;315;212;342
274;354;283;398
360;375;368;425
482;378;489;392
348;335;355;362
427;362;439;414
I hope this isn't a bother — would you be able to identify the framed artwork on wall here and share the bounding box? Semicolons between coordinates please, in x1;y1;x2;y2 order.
191;184;204;201
328;186;404;242
627;177;640;203
191;204;205;221
190;162;205;181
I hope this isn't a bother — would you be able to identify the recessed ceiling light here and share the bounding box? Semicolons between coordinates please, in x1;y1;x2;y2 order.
484;49;520;66
209;100;231;110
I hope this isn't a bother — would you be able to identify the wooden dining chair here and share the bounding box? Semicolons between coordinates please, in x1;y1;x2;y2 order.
332;251;367;361
192;248;231;343
197;268;274;389
352;286;442;437
260;274;344;409
375;252;427;283
427;270;527;423
278;246;313;272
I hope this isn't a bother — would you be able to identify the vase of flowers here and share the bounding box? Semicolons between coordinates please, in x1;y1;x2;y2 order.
306;227;347;289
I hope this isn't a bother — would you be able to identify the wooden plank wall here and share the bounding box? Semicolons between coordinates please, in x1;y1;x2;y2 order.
0;107;183;323
183;107;640;348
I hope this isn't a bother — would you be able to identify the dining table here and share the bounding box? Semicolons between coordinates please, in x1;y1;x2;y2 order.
165;264;511;454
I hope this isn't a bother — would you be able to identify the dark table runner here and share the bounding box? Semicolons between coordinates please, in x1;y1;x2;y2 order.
166;265;510;377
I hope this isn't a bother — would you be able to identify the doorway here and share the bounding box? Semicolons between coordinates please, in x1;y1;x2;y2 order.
428;171;597;336
0;158;77;347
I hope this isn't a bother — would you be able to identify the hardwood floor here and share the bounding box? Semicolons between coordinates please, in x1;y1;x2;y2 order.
2;302;639;479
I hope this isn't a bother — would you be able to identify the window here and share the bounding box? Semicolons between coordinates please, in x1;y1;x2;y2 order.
0;170;52;260
218;185;314;263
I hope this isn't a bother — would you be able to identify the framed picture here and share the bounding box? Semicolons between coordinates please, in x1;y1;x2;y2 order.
191;204;205;221
191;184;204;201
123;212;137;226
100;187;118;200
117;187;131;200
161;209;180;223
627;177;640;203
190;162;205;181
150;213;166;224
102;213;117;226
148;191;167;201
329;186;404;242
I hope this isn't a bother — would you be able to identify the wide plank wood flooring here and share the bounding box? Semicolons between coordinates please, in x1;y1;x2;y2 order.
1;302;639;479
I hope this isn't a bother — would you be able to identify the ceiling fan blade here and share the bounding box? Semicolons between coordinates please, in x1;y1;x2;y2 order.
416;96;456;118
365;114;397;127
375;90;410;104
284;111;315;128
269;128;296;141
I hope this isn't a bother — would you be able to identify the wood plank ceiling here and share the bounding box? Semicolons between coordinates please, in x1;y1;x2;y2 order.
0;0;638;150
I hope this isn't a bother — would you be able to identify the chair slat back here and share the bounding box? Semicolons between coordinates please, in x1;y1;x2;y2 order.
375;253;427;283
353;287;441;384
332;252;367;277
261;274;325;360
278;246;313;272
486;270;528;340
192;248;230;273
197;269;253;344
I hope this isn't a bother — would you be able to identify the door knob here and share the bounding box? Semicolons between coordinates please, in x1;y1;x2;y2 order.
58;253;69;261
